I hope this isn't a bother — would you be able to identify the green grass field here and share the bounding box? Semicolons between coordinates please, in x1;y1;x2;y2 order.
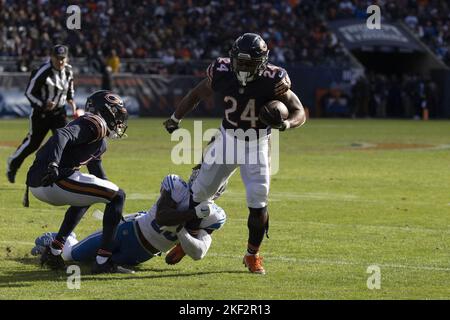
0;118;449;300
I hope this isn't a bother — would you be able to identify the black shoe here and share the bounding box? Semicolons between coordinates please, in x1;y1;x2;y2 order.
6;169;16;184
40;247;66;270
92;258;135;274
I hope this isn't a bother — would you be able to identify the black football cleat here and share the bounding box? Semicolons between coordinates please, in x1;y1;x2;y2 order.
6;169;16;184
40;247;66;270
91;258;135;274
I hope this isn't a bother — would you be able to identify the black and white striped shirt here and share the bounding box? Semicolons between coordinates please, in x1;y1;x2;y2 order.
25;62;74;110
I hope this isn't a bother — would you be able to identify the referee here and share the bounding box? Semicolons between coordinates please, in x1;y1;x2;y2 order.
7;45;77;184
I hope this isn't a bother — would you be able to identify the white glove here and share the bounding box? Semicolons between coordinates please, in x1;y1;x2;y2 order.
195;201;214;219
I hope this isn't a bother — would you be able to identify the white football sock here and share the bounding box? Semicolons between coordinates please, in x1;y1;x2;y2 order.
50;247;62;256
96;255;109;265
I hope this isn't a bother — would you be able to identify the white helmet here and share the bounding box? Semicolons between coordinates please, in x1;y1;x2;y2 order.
199;203;227;232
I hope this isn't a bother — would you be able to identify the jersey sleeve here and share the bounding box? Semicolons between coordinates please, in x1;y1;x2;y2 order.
161;174;189;204
206;57;231;90
177;228;212;260
273;68;292;97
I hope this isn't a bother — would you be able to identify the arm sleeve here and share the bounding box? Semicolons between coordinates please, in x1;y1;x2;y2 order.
177;228;212;260
67;68;74;101
87;158;107;179
46;122;97;165
25;65;50;107
274;69;292;97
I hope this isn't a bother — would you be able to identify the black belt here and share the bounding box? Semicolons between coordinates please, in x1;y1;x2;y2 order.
135;221;160;255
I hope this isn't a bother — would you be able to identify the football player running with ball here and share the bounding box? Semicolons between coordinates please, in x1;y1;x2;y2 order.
25;90;130;274
163;33;306;274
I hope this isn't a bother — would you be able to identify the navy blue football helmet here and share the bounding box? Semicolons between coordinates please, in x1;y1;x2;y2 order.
85;90;128;138
229;33;269;86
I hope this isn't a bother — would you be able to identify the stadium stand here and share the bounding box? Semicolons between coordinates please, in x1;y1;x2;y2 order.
0;0;449;118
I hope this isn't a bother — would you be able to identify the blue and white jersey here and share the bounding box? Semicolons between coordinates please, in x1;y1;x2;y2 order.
136;175;226;253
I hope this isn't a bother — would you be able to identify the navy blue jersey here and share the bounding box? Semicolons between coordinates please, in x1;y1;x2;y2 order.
206;57;291;131
26;113;109;187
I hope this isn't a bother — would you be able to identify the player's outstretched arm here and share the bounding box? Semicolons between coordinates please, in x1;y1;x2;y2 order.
177;228;212;260
163;78;213;133
277;89;307;129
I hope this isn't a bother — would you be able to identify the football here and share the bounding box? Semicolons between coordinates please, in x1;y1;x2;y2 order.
259;100;289;126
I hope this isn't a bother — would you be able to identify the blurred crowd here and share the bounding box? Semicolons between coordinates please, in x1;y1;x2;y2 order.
0;0;351;73
325;0;450;66
349;72;438;118
321;73;438;119
2;0;450;68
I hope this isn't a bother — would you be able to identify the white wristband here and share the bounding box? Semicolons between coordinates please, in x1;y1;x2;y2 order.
171;113;181;123
283;120;291;130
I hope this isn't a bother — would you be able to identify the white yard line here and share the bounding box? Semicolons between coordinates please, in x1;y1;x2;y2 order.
127;191;435;206
1;241;448;273
230;218;450;234
208;253;450;272
0;240;34;246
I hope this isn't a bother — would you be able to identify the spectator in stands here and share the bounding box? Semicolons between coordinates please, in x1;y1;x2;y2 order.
106;49;120;74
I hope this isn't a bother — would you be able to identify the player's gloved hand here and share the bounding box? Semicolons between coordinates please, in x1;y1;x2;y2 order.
260;107;290;131
163;114;181;134
260;106;282;127
41;162;59;187
194;201;214;219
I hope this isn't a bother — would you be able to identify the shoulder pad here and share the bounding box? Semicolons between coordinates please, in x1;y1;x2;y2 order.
81;113;108;142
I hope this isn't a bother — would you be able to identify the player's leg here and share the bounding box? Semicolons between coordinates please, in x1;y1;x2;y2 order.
30;171;120;206
92;188;126;272
240;135;271;274
68;230;104;262
7;110;49;183
46;206;90;265
191;128;238;203
110;221;154;266
31;171;121;269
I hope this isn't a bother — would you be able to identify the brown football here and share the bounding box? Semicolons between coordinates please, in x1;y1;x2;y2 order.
263;100;289;120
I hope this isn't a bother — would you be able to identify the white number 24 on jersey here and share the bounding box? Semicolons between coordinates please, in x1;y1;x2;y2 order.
224;96;258;128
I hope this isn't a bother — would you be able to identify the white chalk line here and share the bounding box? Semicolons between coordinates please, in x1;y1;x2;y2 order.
127;191;437;206
229;219;450;235
208;253;450;273
1;241;448;273
1;241;447;273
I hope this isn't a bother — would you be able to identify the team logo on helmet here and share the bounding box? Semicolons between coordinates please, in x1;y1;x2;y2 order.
105;93;123;106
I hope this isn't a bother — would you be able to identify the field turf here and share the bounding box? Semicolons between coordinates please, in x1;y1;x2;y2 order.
0;118;449;299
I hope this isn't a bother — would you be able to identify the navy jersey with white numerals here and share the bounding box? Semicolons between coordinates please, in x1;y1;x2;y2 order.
206;57;291;131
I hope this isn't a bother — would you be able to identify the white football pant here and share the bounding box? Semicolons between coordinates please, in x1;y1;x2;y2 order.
30;171;119;207
192;126;270;208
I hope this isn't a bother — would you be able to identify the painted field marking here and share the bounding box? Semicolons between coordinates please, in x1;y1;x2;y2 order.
231;218;450;234
209;253;450;272
1;241;448;273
